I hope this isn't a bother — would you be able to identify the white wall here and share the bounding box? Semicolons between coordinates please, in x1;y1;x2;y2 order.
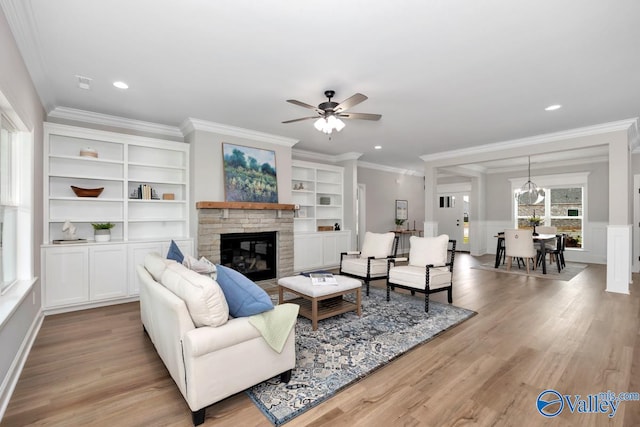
357;166;425;233
0;6;44;418
185;124;296;247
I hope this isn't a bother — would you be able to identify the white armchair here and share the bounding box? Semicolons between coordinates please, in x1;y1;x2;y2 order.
386;235;456;312
339;231;399;296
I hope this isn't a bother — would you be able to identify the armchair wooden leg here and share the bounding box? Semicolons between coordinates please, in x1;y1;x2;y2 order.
386;283;391;301
447;287;453;304
365;280;370;296
192;408;206;426
425;293;430;313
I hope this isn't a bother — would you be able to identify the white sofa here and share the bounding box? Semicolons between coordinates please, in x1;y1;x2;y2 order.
137;252;296;425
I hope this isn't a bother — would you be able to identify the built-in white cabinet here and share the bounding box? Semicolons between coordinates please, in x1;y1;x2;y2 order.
42;239;193;313
42;122;193;313
291;160;351;271
43;245;89;308
89;245;128;301
294;231;351;272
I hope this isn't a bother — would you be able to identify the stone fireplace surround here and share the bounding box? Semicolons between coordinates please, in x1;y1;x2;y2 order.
196;201;295;291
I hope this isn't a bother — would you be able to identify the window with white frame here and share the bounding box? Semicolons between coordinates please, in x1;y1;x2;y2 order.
512;173;588;249
0;108;32;295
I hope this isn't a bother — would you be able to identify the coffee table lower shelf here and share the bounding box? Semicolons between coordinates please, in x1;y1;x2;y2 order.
279;284;362;330
288;296;357;324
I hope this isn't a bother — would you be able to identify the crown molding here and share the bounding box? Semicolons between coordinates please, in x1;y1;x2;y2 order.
48;107;184;139
420;118;639;162
291;149;338;163
292;149;423;176
357;161;424;177
335;152;363;162
0;0;55;112
628;119;640;153
292;149;363;163
181;118;298;147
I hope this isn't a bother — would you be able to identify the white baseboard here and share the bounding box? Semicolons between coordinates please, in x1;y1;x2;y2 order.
0;310;44;421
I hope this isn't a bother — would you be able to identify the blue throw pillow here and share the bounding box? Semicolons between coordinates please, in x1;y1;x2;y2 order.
166;240;184;263
215;264;274;317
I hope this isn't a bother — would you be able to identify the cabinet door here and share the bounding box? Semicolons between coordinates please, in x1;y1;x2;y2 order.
128;242;164;296
43;246;89;308
294;234;324;271
89;245;127;301
322;232;351;267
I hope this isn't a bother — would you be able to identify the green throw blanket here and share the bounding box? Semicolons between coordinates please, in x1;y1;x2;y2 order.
249;303;299;353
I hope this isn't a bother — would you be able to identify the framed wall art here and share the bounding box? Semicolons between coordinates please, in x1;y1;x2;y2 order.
222;143;278;203
395;199;408;220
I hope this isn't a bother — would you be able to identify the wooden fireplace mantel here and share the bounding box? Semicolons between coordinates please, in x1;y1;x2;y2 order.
196;201;296;210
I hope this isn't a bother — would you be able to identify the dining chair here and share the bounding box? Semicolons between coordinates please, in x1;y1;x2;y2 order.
385;235;456;312
340;231;399;296
535;226;558;266
545;233;566;272
504;229;537;274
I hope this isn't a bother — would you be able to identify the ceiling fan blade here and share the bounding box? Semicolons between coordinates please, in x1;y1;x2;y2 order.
338;112;382;121
334;93;368;113
286;99;320;110
282;116;318;124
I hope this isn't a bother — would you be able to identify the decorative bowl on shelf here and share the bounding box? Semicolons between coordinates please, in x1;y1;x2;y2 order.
79;147;98;158
71;185;104;197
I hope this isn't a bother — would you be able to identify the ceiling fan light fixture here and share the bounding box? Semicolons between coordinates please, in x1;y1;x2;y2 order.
314;115;345;134
284;90;380;135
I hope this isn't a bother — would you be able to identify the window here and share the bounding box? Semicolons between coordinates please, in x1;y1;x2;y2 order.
0;108;32;294
513;173;588;249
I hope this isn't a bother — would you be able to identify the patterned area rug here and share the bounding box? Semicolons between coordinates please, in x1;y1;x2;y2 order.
247;286;476;425
472;261;587;281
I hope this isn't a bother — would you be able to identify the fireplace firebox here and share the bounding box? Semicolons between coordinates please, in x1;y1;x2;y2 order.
220;231;277;281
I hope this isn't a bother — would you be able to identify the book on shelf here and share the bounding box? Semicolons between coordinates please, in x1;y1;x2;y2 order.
309;273;338;286
53;239;88;244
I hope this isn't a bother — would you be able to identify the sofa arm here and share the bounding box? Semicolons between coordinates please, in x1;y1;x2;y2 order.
182;317;261;358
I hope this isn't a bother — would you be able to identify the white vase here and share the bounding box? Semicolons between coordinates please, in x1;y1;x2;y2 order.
94;229;111;242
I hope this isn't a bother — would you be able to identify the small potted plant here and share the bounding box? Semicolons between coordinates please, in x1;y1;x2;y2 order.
528;216;542;226
91;222;115;242
395;219;406;231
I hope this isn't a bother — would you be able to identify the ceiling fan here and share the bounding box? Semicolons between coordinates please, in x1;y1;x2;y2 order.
282;90;381;134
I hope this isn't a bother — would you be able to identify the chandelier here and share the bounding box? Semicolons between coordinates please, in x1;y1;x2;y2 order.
314;115;345;134
516;156;545;205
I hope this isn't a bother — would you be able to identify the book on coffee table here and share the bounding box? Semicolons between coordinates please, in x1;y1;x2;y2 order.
309;273;338;286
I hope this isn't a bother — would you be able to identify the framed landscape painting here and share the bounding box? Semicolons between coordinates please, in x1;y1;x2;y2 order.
222;143;278;203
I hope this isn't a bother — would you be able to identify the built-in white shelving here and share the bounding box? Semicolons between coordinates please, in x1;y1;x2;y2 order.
41;123;192;313
291;160;350;271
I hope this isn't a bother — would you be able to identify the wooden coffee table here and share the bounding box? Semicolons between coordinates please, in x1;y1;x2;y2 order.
278;275;362;330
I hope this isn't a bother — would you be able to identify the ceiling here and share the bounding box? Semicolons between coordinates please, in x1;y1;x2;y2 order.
3;0;640;173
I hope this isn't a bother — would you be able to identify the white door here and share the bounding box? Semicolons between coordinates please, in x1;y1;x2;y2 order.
435;192;470;251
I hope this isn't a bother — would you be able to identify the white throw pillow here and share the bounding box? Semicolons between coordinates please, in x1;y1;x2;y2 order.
360;232;395;259
144;252;173;282
161;263;229;327
409;234;449;267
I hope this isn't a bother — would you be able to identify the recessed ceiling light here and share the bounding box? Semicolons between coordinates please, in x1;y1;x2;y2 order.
545;104;562;111
113;81;129;89
374;145;382;150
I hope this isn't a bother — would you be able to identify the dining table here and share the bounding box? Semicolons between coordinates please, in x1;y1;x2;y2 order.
494;233;557;274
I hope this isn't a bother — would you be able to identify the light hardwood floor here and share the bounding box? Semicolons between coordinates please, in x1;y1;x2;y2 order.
3;254;639;426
